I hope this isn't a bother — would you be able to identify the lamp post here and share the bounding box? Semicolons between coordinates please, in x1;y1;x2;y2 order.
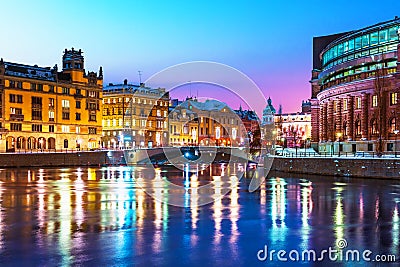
336;132;343;157
394;129;399;157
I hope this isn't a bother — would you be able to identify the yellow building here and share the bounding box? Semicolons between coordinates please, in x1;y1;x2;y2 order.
169;101;198;146
102;81;169;148
0;48;103;152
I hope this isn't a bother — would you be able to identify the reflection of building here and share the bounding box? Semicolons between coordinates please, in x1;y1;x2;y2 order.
102;81;169;148
180;99;244;147
310;17;400;153
0;48;103;152
169;99;198;146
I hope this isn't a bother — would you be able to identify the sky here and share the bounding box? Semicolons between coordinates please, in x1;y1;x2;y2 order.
1;0;400;116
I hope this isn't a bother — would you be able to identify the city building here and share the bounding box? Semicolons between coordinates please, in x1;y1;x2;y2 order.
0;48;103;152
260;97;276;147
180;99;245;147
169;99;198;146
102;81;169;148
310;17;400;153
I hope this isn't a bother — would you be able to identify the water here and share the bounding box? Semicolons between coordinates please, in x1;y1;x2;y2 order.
0;165;399;266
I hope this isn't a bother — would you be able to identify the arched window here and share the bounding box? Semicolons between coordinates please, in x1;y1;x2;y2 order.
370;119;378;135
355;120;362;136
389;117;396;133
64;139;68;148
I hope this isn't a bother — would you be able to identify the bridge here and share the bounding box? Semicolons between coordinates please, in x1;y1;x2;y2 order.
123;146;253;165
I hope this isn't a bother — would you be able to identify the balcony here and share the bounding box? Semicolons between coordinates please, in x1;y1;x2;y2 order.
10;114;24;121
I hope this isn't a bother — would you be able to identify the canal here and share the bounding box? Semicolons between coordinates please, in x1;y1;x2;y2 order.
0;165;398;266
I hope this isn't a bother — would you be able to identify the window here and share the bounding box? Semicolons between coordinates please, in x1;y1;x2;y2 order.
62;125;70;133
76;126;81;134
389;26;398;41
62;112;70;120
390;92;398;105
355;120;361;136
372;95;378;107
62;87;70;95
76;88;81;95
362;34;369;48
49;125;55;132
9;94;23;103
32;109;42;120
370;31;378;46
76;101;81;109
10;123;22;131
62;100;70;108
343;99;348;111
157;109;161;117
88;127;97;134
37;84;43;91
371;119;378;135
88;91;96;97
49;111;55;121
10;107;22;115
64;139;68;148
389;118;396;133
32;124;42;132
89;113;96;122
17;81;23;89
49;98;55;108
49;85;54;93
379;29;388;44
356;97;361;109
76;113;81;120
9;80;15;88
31;83;37;91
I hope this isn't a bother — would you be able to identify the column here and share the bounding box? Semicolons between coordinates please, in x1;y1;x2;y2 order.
348;96;354;140
327;100;334;141
361;93;369;139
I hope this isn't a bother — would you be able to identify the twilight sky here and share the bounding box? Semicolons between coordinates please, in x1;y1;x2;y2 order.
1;0;400;114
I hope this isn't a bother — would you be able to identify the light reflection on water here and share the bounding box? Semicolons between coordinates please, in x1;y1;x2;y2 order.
0;166;398;266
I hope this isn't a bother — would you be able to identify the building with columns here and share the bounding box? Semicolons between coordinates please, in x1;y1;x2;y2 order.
310;17;400;153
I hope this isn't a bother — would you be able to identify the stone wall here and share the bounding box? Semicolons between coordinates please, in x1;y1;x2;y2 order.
270;157;400;179
0;151;110;167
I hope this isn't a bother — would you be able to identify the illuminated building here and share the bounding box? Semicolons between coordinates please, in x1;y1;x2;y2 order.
310;17;400;153
234;106;260;146
169;99;198;146
0;48;103;152
180;99;244;147
274;101;312;148
102;81;169;148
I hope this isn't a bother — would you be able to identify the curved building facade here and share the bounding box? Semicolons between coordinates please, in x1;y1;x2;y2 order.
310;17;400;153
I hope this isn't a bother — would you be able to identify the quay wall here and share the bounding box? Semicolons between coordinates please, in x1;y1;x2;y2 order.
0;151;116;167
270;157;400;179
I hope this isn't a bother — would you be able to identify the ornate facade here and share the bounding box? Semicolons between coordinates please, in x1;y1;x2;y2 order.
310;17;400;153
0;48;103;152
102;81;169;148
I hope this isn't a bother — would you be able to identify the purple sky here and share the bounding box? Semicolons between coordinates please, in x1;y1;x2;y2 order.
1;1;400;113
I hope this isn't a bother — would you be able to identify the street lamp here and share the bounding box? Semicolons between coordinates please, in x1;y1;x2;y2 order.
336;132;343;157
394;129;399;157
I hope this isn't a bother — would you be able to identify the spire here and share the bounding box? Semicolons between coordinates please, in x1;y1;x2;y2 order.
99;66;103;78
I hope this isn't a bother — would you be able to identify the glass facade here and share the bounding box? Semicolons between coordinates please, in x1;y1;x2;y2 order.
322;25;399;69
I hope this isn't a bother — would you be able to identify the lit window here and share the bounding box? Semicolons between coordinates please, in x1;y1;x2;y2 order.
62;125;70;133
372;95;378;107
390;92;398;105
356;97;361;109
343;99;348;111
62;100;70;108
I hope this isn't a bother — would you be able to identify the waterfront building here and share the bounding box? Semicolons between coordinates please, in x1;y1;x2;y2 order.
260;97;276;147
180;99;245;147
0;48;103;152
234;106;260;146
102;81;169;148
168;99;198;146
310;17;400;153
275;111;311;148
